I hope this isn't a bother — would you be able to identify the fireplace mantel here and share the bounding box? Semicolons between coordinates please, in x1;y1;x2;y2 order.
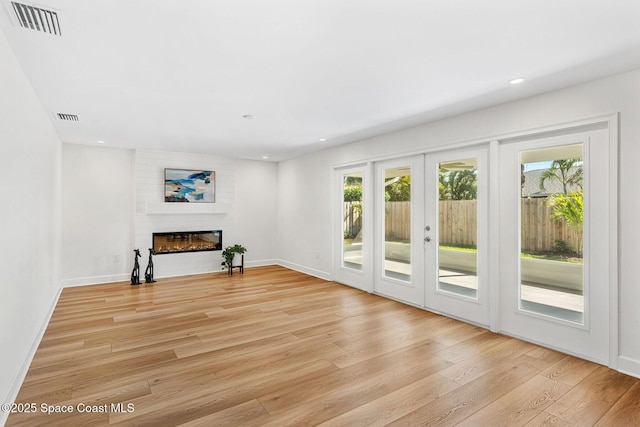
145;202;230;215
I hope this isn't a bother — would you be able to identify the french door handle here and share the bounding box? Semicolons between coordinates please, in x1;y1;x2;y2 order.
425;225;432;242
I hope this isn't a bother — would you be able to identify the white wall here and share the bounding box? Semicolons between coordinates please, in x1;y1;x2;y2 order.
276;69;640;376
60;148;279;284
234;160;278;266
277;151;334;279
0;29;62;420
61;144;135;286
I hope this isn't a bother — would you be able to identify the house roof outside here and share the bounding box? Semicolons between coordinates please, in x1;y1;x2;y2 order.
522;167;582;198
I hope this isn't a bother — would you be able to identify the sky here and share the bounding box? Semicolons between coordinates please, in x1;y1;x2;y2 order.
523;161;552;172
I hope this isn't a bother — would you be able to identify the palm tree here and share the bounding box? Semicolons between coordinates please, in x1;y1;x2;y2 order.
344;175;362;186
439;170;477;200
539;158;583;194
548;191;584;254
386;176;411;201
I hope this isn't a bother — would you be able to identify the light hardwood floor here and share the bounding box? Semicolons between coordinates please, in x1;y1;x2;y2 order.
8;266;640;426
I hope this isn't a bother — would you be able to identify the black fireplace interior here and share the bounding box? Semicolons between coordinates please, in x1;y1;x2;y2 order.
153;230;222;254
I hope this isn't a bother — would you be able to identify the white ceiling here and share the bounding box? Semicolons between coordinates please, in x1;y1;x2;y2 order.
2;1;640;161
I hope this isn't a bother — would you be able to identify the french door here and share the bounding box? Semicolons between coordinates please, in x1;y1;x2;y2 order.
424;147;489;326
333;164;372;291
371;148;489;326
373;156;425;305
333;117;615;364
498;127;612;364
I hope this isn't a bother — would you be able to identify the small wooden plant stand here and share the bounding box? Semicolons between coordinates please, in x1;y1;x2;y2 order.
227;254;244;275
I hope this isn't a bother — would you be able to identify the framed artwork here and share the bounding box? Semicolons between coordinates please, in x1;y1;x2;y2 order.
164;168;215;203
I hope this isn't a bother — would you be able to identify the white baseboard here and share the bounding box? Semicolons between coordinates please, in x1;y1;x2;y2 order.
59;261;280;288
61;273;130;287
275;259;332;281
152;261;280;279
618;356;640;379
1;286;62;427
245;259;278;268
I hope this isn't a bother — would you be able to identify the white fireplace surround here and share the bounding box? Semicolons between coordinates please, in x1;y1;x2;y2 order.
135;150;236;279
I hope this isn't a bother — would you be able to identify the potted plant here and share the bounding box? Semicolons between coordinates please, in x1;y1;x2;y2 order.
221;244;247;270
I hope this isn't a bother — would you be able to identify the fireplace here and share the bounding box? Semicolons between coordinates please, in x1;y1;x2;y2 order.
152;230;222;254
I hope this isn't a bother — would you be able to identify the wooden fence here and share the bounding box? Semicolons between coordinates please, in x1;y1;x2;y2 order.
520;198;581;253
343;202;362;239
346;200;581;252
439;200;478;247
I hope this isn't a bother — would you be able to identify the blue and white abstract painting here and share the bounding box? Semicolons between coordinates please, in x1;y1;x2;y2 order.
164;169;215;202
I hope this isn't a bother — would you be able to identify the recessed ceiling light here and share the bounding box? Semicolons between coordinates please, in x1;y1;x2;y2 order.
509;78;525;85
242;114;255;120
97;140;105;144
261;155;269;159
319;138;326;142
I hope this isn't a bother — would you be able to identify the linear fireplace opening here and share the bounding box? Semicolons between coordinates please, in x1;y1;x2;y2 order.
153;230;222;254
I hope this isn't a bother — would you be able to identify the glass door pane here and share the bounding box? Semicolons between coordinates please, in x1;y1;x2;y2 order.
519;144;584;324
383;167;412;281
342;172;363;270
437;158;478;298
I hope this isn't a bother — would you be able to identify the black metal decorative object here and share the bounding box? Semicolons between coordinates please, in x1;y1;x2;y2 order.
145;248;156;283
131;249;141;285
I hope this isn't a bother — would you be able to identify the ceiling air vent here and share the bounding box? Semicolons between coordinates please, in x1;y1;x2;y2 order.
10;2;61;36
57;113;78;121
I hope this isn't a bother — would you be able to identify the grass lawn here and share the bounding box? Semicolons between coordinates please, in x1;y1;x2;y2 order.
439;244;582;263
344;241;582;263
